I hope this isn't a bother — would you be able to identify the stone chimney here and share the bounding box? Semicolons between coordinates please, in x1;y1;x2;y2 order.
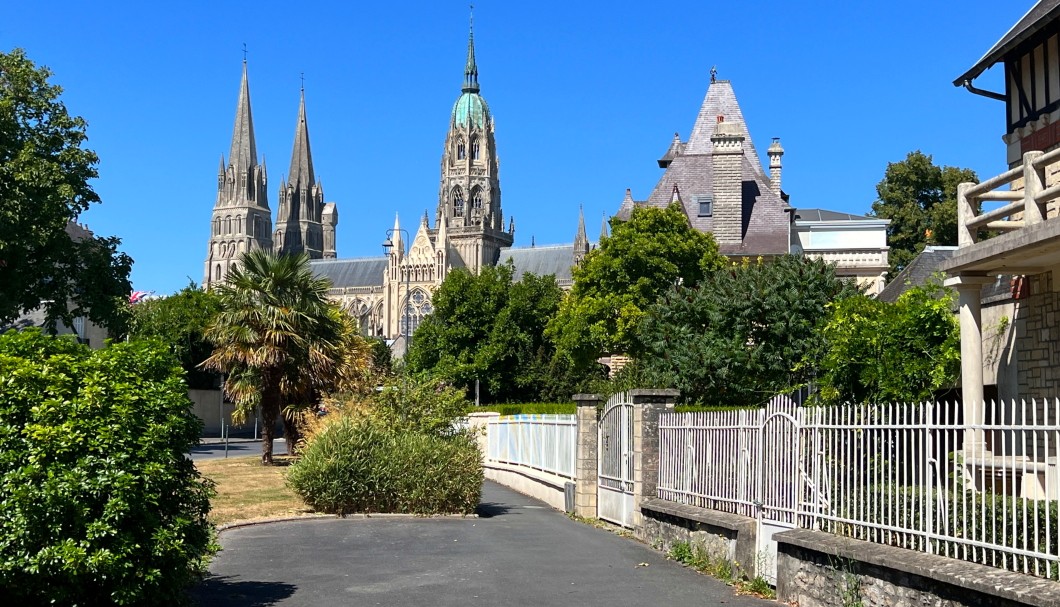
711;116;744;245
768;137;784;198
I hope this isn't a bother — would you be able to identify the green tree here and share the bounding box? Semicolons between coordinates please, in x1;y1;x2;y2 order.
547;203;724;368
870;150;978;275
128;282;221;389
202;250;350;464
0;329;214;605
0;49;133;332
817;282;960;404
640;256;859;407
407;263;568;402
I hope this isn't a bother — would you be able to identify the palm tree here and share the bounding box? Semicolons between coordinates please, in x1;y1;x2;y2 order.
202;250;348;464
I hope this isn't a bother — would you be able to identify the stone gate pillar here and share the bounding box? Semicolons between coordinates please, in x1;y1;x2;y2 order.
573;394;602;518
631;388;678;538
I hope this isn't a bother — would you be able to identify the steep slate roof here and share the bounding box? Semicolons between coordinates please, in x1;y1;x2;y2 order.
795;209;876;222
877;247;956;303
955;0;1060;85
615;80;790;256
310;257;386;288
498;245;576;284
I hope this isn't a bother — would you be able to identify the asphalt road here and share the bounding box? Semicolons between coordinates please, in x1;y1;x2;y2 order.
190;438;288;461
190;481;776;607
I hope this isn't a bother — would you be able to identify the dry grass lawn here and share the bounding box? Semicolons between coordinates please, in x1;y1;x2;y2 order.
196;456;317;526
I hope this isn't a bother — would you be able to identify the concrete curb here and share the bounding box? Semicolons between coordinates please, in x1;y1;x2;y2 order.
216;512;479;533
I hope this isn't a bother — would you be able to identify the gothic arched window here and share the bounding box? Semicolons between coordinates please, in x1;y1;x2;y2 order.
214;218;220;235
470;137;480;160
400;290;433;337
225;216;232;234
452;189;464;216
215;264;221;281
457;142;466;160
472;190;483;212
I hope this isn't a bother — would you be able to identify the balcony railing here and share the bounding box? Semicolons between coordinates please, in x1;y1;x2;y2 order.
958;148;1060;247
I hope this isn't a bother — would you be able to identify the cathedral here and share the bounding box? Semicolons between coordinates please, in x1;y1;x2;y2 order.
204;22;594;349
204;19;889;349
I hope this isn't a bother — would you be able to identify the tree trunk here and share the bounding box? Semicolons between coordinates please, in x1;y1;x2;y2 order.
260;390;280;465
282;413;300;456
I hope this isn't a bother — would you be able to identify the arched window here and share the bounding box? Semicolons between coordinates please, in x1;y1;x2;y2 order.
214;218;220;235
452;189;464;216
470;137;480;160
215;264;221;281
473;190;483;212
400;290;434;337
457;142;466;160
225;216;232;234
236;215;243;234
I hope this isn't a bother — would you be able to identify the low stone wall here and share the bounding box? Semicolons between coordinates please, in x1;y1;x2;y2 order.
482;462;571;512
776;529;1060;607
639;498;758;579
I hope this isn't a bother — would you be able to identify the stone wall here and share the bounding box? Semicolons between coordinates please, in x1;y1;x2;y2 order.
639;498;757;579
1017;270;1060;403
776;529;1060;607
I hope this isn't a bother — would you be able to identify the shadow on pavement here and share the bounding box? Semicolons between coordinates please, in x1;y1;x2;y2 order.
190;575;297;606
475;501;514;518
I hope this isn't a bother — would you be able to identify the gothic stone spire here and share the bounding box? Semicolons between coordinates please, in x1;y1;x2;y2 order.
463;9;479;93
275;86;325;258
229;60;257;174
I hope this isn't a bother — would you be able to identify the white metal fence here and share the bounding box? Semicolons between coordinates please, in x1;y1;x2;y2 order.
486;414;577;480
659;398;1060;579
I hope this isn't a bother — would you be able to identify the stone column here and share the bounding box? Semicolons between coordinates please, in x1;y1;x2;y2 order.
573;394;602;518
466;411;500;461
945;274;993;451
631;388;678;538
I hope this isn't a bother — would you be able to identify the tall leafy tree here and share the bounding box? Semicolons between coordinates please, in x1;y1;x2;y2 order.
203;250;350;464
870;150;978;275
547;203;724;368
0;49;133;332
128;283;221;389
640;256;859;407
407;263;568;402
817;282;960;405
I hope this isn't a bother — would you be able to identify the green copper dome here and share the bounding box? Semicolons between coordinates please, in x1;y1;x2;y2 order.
451;92;490;129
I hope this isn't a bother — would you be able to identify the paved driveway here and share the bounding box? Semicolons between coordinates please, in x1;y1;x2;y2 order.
191;482;776;606
189;438;287;461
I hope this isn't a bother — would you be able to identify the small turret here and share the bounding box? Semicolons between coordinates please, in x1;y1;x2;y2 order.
573;206;589;264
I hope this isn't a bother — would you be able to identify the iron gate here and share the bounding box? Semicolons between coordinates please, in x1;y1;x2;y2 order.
755;409;802;585
598;391;634;527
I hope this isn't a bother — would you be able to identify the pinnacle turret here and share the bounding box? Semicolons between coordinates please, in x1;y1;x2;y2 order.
463;10;479;93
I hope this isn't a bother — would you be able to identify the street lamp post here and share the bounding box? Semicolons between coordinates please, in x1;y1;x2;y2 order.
382;228;412;352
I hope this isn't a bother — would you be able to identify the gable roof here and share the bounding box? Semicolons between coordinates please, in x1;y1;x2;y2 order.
498;244;575;285
955;0;1060;85
877;247;956;303
310;257;386;289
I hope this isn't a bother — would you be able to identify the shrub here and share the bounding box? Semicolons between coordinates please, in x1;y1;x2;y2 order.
0;329;215;606
286;414;482;515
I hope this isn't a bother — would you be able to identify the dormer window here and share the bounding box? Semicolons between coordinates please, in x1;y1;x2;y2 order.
696;195;713;217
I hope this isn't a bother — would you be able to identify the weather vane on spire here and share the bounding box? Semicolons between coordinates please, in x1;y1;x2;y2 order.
300;72;305;91
242;43;248;62
710;65;717;83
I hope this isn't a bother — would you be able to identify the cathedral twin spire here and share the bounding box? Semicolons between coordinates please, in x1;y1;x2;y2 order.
205;59;335;287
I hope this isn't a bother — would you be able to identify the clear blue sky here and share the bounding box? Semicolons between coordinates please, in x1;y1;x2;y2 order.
4;1;1028;295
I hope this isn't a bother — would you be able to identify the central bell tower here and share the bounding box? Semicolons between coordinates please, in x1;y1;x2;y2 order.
434;13;513;273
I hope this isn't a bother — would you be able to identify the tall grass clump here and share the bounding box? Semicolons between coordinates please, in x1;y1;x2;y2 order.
287;375;482;515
